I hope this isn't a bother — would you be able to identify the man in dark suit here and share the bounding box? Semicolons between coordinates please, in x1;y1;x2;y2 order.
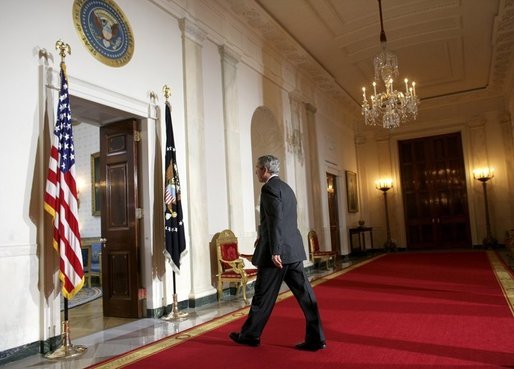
229;155;326;351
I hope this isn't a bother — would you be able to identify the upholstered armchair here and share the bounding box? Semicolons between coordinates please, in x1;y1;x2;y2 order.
308;230;337;269
216;229;257;304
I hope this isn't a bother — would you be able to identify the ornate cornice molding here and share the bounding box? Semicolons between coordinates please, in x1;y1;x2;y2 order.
223;0;360;119
179;17;206;46
490;0;514;93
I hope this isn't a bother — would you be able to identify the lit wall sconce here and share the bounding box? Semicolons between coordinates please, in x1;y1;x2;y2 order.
472;167;494;182
375;178;393;192
375;178;396;251
327;184;334;193
472;167;497;247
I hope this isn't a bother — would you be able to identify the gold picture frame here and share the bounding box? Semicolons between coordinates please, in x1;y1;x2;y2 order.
345;170;359;213
91;152;101;216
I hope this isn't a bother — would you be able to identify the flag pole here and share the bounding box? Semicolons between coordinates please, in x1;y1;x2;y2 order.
162;271;189;320
161;85;188;321
45;40;87;360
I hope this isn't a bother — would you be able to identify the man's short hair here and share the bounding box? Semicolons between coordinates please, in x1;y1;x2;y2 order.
257;155;280;174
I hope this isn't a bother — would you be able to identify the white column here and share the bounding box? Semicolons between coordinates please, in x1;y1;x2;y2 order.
499;114;514;226
180;18;216;301
468;117;488;245
219;45;244;238
304;103;322;234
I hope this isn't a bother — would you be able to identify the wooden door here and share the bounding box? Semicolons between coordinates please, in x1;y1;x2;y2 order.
399;133;471;249
326;173;340;254
100;119;142;318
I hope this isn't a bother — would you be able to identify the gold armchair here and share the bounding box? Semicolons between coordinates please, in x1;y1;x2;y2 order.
216;229;257;304
308;230;337;269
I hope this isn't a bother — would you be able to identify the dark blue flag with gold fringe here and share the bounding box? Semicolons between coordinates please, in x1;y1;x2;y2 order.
164;101;186;272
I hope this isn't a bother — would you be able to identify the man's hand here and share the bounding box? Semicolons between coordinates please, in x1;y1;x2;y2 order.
272;254;283;269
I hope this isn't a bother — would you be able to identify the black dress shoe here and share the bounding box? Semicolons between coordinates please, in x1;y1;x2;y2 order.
229;332;260;347
295;341;327;351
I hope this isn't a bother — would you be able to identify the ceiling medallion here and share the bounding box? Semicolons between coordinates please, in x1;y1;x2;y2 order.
73;0;135;67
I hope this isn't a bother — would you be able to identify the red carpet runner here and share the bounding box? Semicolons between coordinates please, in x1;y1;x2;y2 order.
90;251;514;368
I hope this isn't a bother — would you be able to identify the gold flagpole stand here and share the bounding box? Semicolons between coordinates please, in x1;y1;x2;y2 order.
161;85;188;322
45;320;87;360
161;284;189;321
45;39;87;360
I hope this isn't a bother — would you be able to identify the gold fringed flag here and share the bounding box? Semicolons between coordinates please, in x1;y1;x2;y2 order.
44;62;84;299
164;101;187;272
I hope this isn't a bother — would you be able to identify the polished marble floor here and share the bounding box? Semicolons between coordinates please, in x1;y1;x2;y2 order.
2;258;362;369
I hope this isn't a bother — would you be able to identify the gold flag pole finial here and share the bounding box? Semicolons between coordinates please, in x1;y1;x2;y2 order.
162;85;171;102
55;40;71;64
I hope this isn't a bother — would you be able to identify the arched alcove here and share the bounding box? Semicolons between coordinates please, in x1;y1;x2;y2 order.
250;106;286;226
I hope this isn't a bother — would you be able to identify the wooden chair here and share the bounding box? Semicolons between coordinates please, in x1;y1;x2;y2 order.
216;229;257;304
308;230;337;269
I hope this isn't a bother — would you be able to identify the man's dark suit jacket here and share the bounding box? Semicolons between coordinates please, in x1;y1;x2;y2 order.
252;176;307;267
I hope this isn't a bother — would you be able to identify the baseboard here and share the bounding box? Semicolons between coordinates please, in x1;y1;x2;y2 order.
146;282;257;317
0;335;61;366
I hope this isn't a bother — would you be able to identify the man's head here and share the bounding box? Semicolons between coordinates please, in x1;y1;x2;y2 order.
255;155;280;183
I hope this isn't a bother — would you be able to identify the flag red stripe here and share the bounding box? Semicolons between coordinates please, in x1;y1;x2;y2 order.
44;67;84;300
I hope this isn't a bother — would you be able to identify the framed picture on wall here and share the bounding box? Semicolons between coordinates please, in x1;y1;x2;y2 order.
345;170;358;213
91;152;101;216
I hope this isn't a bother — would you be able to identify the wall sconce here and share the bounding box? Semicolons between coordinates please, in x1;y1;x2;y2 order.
473;167;497;247
376;178;396;251
327;184;334;193
375;178;393;192
473;167;494;182
287;128;303;163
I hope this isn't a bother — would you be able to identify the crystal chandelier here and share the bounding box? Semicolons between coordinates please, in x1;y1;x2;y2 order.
361;0;419;129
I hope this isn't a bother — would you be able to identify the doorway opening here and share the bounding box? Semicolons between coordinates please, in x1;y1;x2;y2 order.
67;96;143;338
326;173;341;255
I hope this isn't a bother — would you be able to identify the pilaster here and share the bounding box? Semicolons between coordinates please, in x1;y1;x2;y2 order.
219;45;244;237
179;18;216;299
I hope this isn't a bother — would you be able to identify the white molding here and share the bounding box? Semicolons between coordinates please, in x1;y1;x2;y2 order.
44;68;152;119
0;244;37;258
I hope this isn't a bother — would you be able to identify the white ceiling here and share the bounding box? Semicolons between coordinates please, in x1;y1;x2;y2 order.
71;0;514;126
254;0;503;106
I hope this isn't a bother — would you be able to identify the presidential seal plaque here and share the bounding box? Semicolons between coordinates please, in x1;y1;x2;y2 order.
73;0;134;67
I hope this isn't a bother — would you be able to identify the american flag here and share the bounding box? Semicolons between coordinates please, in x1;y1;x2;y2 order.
44;64;84;299
164;101;187;272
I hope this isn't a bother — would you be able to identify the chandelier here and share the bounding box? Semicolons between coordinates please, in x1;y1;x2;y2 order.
361;0;419;129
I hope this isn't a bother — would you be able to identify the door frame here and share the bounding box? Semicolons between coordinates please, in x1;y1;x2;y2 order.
68;79;157;313
388;126;479;247
326;172;341;255
324;166;347;255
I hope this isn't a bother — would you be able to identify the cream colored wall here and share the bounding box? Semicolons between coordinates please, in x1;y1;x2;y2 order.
0;0;187;352
309;105;358;255
0;0;352;354
74;123;101;238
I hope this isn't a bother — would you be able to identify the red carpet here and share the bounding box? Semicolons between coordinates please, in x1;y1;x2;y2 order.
90;251;514;368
